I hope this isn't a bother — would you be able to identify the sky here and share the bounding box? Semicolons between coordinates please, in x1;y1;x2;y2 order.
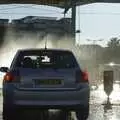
0;3;120;47
79;3;120;46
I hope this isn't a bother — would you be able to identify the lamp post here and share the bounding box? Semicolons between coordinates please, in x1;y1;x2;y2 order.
87;39;103;45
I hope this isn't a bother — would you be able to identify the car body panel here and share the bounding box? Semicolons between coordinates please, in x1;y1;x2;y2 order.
13;68;80;89
3;83;89;110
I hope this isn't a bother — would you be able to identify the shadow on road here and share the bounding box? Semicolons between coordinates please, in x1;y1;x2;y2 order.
103;97;112;113
15;109;70;120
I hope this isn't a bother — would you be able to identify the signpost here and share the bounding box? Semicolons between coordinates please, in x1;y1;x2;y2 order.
103;70;114;97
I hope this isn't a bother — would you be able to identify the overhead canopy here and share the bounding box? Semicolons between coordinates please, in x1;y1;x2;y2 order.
0;0;119;14
0;0;120;8
0;0;82;8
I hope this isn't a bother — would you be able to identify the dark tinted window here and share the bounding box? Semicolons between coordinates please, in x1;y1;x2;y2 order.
14;50;79;68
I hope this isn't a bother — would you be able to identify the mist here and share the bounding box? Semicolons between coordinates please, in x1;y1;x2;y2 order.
0;27;77;68
0;28;100;87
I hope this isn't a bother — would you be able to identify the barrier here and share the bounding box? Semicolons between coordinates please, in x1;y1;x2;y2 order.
103;70;113;97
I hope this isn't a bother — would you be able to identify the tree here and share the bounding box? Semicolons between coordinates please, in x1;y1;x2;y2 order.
107;37;120;48
102;37;120;63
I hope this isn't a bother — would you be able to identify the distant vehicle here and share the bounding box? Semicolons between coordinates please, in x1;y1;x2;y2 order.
0;48;90;120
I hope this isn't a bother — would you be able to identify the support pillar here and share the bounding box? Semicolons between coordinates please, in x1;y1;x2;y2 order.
71;5;76;44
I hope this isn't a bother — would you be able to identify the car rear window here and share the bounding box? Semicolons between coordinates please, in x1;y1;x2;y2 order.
14;50;79;69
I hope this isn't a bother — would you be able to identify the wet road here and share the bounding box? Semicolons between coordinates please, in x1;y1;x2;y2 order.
88;83;120;120
1;83;120;120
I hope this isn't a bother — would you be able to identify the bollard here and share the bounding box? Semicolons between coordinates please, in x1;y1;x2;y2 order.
103;70;113;97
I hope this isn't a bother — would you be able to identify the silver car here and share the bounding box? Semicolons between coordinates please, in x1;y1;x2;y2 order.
0;49;90;120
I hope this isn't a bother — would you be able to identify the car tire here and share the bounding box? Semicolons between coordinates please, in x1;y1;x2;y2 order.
3;104;17;120
75;106;89;120
59;110;69;120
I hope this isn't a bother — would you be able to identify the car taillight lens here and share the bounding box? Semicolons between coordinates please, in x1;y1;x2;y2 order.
76;70;89;83
82;71;89;82
3;72;14;82
3;70;20;82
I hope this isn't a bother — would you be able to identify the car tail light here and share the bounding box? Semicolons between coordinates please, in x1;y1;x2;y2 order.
76;70;89;83
3;72;14;82
82;71;89;82
3;70;20;82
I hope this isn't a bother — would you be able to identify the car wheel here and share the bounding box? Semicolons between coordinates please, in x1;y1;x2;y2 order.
59;110;69;120
3;104;17;120
75;106;89;120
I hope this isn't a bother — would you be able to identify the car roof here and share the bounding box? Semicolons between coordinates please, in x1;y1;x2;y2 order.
17;48;73;53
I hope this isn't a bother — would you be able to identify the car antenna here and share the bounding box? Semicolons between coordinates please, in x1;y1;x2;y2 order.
45;33;47;50
45;39;47;49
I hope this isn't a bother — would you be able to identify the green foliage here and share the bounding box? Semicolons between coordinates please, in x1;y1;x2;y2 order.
101;37;120;64
107;37;120;48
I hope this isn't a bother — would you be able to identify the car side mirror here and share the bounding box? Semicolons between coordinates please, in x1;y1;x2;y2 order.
0;67;9;73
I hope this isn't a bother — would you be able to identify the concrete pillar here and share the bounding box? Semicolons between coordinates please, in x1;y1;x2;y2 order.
71;5;76;44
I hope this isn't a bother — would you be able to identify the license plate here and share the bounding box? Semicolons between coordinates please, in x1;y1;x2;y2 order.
34;79;62;85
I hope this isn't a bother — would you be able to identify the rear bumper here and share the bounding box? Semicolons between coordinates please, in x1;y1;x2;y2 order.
14;103;89;110
3;83;90;110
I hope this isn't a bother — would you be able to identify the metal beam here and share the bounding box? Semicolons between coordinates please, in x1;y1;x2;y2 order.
71;4;76;41
0;0;120;9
